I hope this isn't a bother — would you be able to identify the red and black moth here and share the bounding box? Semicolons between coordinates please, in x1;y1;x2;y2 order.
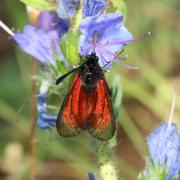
56;52;116;141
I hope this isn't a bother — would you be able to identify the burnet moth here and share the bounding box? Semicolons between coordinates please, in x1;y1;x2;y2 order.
56;52;116;141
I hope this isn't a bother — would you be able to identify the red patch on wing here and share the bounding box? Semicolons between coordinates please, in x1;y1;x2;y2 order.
57;74;115;140
61;74;83;128
88;79;113;129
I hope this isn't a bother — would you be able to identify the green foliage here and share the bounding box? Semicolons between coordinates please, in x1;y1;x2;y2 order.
92;139;119;180
107;0;127;18
20;0;56;10
138;159;167;180
110;75;123;120
61;31;80;66
70;1;83;31
49;60;68;76
56;60;68;74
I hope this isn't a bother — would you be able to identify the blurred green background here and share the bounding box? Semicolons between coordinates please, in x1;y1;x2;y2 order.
0;0;179;179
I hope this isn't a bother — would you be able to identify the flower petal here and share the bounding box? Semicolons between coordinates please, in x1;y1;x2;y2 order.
38;11;69;39
79;13;123;35
13;11;69;65
79;13;133;68
147;122;180;179
57;0;80;19
13;25;55;65
83;0;105;18
36;81;57;129
37;113;56;129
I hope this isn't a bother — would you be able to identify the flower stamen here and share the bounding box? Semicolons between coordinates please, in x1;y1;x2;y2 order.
100;32;151;46
96;40;109;48
98;50;111;64
113;59;139;70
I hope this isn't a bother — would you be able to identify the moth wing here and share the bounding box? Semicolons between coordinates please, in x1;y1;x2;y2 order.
56;74;83;137
87;78;116;141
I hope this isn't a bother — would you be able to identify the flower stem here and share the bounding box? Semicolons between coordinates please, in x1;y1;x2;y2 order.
93;140;118;180
29;60;37;180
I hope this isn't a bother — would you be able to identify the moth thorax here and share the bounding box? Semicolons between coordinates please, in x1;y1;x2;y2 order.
82;72;97;89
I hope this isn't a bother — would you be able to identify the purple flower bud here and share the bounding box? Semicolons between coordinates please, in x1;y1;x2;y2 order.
79;13;133;68
147;122;180;179
38;11;69;38
83;0;105;18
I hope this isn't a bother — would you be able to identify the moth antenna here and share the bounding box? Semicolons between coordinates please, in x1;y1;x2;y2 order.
0;20;14;36
56;61;88;85
56;69;77;85
168;87;176;129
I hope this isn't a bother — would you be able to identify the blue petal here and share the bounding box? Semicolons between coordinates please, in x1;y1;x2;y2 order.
147;122;180;179
79;13;124;54
40;113;57;122
79;13;123;35
37;95;46;113
36;81;57;130
79;13;133;68
37;113;56;129
57;0;80;19
38;11;69;39
102;26;133;52
38;11;62;31
13;25;59;65
13;11;69;65
83;0;105;18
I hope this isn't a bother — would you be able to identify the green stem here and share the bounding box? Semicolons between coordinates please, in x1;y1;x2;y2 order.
93;139;119;180
29;60;37;180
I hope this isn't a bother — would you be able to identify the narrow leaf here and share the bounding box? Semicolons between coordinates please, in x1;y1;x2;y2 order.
20;0;56;11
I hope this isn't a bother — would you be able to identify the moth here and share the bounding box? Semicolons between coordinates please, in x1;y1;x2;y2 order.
56;52;115;141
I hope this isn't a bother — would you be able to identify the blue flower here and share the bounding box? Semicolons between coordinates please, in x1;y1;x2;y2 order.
57;0;80;19
13;11;69;66
79;13;133;68
83;0;105;18
147;122;180;179
38;11;69;39
37;113;57;129
37;81;57;129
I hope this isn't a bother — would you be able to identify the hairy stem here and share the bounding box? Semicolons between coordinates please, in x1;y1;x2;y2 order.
29;60;37;180
93;140;118;180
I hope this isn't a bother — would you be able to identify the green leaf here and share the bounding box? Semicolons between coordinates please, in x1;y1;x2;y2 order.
49;60;68;76
110;75;123;121
56;60;68;74
70;1;83;31
61;31;80;66
138;159;168;180
20;0;56;11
